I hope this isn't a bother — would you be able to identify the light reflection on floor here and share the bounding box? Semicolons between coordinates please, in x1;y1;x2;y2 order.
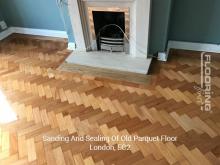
0;90;17;124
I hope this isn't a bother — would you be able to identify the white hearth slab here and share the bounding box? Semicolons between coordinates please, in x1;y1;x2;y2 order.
65;51;152;74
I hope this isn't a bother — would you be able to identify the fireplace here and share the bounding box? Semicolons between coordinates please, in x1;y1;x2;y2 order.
92;11;125;52
67;0;152;74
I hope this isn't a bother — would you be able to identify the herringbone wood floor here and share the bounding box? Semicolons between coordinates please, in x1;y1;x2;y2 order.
0;35;219;165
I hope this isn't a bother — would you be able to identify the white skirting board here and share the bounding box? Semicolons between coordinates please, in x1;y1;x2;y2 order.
167;40;220;53
0;28;12;40
10;27;68;38
68;42;76;50
0;27;75;50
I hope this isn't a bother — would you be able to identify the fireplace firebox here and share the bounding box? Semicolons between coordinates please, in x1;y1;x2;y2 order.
92;11;125;51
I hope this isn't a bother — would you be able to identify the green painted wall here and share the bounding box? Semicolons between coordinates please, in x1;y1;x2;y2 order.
149;0;173;54
169;0;220;44
0;0;74;42
150;0;220;53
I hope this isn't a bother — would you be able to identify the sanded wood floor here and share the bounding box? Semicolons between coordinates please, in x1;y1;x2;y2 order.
0;35;220;165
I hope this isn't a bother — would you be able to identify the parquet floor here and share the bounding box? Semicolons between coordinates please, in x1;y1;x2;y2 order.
0;35;220;165
58;63;152;85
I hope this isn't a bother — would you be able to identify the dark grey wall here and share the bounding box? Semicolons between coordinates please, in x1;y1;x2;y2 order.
169;0;220;44
149;0;173;54
0;11;5;32
0;12;3;21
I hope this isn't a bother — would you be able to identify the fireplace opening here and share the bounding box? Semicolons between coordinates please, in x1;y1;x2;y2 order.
92;11;126;52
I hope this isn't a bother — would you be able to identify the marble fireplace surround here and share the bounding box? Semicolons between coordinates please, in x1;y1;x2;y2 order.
66;0;152;74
